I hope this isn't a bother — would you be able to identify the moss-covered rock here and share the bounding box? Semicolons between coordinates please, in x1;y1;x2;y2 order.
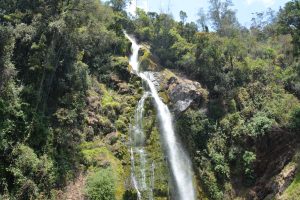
138;47;159;71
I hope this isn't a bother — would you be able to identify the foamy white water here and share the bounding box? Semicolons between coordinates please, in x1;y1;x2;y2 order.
130;91;154;199
125;32;196;200
130;148;142;199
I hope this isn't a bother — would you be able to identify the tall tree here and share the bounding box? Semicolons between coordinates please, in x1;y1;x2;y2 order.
277;0;300;56
109;0;127;11
179;10;188;24
197;8;209;32
208;0;239;36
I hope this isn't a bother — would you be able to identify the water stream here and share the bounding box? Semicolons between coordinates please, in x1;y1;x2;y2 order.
130;92;153;199
126;33;196;200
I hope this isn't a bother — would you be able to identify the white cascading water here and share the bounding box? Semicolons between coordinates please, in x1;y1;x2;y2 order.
126;33;196;200
130;92;153;200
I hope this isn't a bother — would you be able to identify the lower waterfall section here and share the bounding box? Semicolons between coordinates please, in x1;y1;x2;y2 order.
130;92;154;199
129;91;170;199
126;33;196;200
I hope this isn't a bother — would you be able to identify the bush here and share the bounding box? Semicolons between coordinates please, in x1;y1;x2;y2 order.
291;107;300;131
246;113;274;136
202;170;223;200
85;168;116;200
242;151;256;184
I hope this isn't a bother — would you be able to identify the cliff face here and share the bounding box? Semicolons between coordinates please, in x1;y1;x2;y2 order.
138;46;300;200
138;47;209;114
249;129;299;200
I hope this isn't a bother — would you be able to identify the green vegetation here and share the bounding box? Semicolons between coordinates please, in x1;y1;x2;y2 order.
280;171;300;200
80;139;127;200
0;0;135;199
279;151;300;200
0;0;300;199
85;168;116;200
126;0;300;199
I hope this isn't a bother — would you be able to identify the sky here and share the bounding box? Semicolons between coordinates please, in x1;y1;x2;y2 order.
125;0;290;27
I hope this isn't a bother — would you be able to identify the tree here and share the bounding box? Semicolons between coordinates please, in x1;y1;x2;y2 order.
197;8;209;32
277;0;300;56
179;10;188;24
109;0;127;11
0;26;15;93
250;9;277;40
208;0;239;36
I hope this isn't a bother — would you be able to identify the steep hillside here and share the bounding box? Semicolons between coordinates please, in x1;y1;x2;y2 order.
126;3;300;200
0;0;300;200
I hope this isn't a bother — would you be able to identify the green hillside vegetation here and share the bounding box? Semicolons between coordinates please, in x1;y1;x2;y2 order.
0;0;300;200
125;1;300;199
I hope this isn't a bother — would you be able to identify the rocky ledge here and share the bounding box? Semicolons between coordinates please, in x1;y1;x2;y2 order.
138;45;208;113
146;69;208;113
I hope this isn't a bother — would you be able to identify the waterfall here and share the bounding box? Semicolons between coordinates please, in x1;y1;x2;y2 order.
126;33;196;200
130;92;153;199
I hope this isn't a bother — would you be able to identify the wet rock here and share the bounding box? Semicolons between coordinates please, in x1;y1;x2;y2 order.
174;99;193;112
145;71;161;89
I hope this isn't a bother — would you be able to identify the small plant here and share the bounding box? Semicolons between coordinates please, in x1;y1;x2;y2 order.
85;168;116;200
243;151;256;185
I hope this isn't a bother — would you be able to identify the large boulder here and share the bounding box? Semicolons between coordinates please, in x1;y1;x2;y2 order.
167;76;208;112
147;69;208;113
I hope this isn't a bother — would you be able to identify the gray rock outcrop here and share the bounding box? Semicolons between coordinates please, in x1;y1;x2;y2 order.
147;69;208;113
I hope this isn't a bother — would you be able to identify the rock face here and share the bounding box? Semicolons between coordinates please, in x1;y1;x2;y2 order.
167;77;207;112
153;69;208;113
246;128;298;200
137;47;208;113
271;163;297;199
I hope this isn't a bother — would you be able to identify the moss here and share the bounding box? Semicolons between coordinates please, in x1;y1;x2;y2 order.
80;140;126;200
161;69;176;80
121;96;170;198
159;69;176;90
143;103;169;196
159;91;170;104
100;84;121;109
145;127;169;196
115;118;127;132
139;47;158;71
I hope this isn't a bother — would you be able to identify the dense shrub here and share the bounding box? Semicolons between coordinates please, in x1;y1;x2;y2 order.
291;107;300;131
85;168;116;200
